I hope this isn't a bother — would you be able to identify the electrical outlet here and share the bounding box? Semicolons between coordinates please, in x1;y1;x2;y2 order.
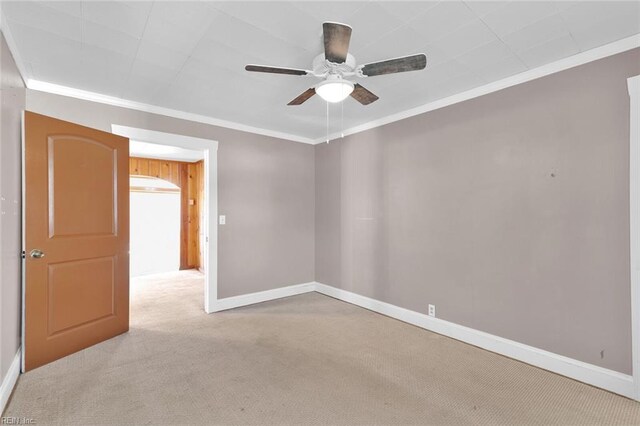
428;304;436;317
219;215;226;225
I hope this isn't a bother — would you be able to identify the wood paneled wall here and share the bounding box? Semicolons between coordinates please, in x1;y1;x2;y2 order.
129;157;203;271
187;161;203;270
130;157;181;187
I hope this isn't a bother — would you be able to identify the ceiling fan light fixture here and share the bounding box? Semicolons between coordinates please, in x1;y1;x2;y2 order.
315;79;354;103
245;22;427;106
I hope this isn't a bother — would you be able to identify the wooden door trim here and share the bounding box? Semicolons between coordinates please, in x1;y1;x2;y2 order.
179;163;189;269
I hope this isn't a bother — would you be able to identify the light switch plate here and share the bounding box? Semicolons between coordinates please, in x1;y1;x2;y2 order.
219;215;226;225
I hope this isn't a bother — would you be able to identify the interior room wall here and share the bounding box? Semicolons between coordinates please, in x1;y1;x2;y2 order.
315;48;640;375
0;31;26;385
26;90;315;299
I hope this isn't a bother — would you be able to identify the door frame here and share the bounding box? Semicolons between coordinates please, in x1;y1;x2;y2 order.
628;74;640;401
20;112;25;372
111;125;218;314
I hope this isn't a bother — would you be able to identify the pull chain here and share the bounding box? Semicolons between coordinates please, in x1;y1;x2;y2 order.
326;101;329;144
341;99;344;138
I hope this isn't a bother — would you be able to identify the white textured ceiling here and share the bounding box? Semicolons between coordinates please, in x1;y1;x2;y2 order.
130;140;205;162
2;1;639;141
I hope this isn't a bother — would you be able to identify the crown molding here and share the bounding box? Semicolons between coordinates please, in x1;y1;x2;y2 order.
27;80;315;144
313;33;640;144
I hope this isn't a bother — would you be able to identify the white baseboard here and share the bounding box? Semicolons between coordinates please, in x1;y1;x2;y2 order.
0;349;21;415
314;283;636;401
210;282;316;312
209;281;635;399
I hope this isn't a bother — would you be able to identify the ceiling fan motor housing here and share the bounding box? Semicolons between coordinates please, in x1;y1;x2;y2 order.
312;53;357;78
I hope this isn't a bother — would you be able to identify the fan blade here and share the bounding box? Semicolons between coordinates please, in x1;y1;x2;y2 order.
288;88;316;105
323;22;352;64
361;54;427;77
350;84;379;105
245;65;308;76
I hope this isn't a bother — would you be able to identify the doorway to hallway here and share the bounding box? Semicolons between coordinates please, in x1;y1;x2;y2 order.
128;151;205;279
130;175;181;277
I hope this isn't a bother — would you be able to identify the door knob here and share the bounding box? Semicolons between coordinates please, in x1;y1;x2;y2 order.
30;249;45;259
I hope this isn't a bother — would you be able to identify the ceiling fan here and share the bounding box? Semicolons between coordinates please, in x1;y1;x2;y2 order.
245;22;427;106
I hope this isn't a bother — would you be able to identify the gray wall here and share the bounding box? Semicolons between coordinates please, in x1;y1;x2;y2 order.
315;48;640;375
26;91;315;300
0;32;25;385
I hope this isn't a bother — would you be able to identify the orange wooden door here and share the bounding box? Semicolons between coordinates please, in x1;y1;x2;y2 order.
23;111;129;371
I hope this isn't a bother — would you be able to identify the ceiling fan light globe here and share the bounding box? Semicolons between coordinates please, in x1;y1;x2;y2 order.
316;80;354;103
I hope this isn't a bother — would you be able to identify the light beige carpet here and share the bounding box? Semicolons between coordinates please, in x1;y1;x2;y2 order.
4;270;640;425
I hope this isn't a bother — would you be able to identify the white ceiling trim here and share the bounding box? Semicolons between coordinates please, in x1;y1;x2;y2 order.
26;80;315;144
315;33;640;144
